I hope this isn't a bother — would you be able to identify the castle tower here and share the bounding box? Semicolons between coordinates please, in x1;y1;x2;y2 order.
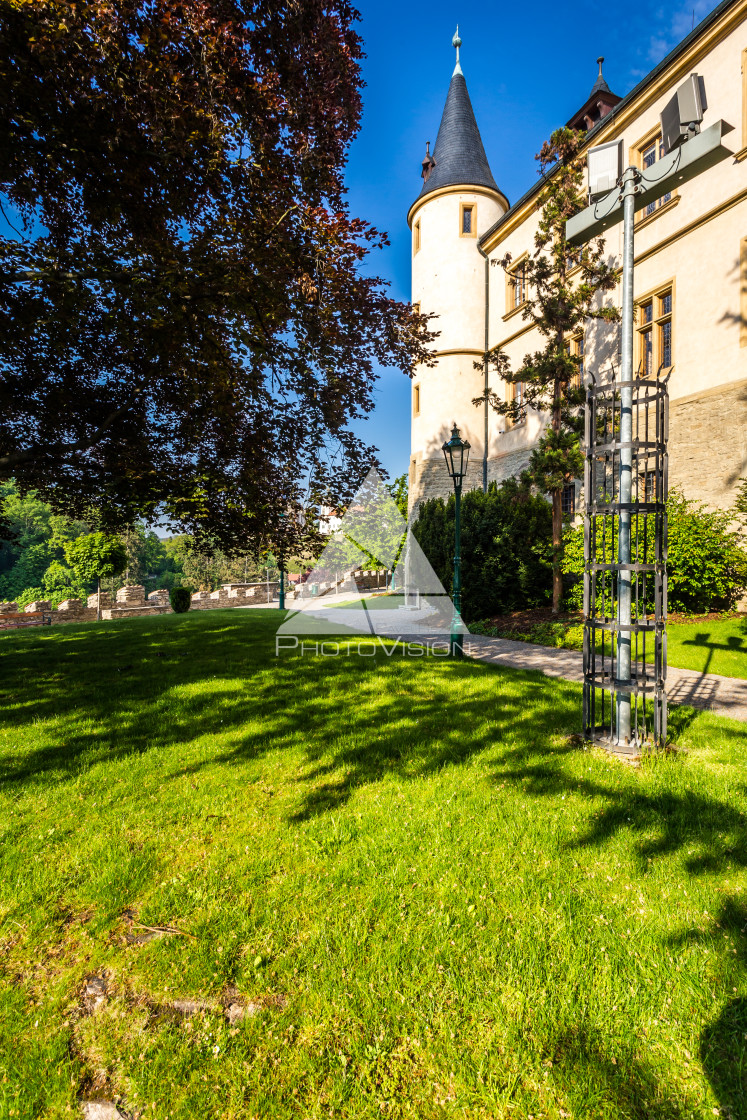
408;29;508;513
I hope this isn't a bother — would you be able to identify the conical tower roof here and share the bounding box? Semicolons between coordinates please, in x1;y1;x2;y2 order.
415;34;499;204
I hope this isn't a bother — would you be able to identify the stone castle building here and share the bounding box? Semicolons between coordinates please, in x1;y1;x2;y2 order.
408;1;747;517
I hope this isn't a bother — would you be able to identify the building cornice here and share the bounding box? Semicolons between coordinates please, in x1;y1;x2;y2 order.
407;184;509;229
479;0;746;254
633;183;747;265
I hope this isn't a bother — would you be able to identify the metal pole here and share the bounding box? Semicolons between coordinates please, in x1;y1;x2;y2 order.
616;166;638;745
279;566;285;610
452;485;463;658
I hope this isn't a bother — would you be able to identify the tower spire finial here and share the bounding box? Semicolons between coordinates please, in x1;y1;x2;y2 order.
597;55;604;79
452;25;462;75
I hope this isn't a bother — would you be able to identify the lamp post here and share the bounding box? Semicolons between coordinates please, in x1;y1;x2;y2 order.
442;423;470;658
278;510;286;611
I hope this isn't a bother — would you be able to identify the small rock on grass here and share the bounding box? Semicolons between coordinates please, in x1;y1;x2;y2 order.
226;1000;260;1025
81;1102;130;1120
167;996;261;1023
82;976;107;1015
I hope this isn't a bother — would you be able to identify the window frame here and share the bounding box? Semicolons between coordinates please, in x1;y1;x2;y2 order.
505;379;527;429
505;253;529;317
635;280;674;376
630;125;678;227
413;219;421;255
561;483;576;517
567;333;585;389
460;201;476;239
412;383;420;417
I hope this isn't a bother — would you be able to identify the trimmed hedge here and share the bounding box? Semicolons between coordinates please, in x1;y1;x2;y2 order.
169;586;192;613
411;478;553;623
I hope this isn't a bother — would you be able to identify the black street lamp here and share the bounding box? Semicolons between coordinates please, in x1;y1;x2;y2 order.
278;510;286;610
442;423;470;657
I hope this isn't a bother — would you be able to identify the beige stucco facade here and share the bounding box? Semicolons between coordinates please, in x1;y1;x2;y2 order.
410;0;747;516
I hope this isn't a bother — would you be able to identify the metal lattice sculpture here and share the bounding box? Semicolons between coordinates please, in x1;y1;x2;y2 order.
583;369;669;753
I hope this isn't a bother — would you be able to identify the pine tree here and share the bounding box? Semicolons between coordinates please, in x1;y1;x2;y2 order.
477;127;619;613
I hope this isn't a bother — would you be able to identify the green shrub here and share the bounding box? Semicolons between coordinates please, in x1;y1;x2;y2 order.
667;491;747;612
468;619;499;637
16;586;45;609
170;586;192;613
526;621;568;647
412;478;553;623
17;584;86;609
562;489;747;614
562;624;585;651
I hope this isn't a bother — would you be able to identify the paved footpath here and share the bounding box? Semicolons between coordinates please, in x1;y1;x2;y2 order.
466;635;747;724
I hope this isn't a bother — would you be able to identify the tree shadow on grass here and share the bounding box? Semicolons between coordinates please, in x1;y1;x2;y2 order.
489;723;747;1117
546;1026;696;1120
0;611;580;823
667;896;747;1119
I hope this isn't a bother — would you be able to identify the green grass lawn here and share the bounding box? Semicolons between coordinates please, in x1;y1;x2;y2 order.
491;616;747;680
1;610;746;1119
659;617;747;679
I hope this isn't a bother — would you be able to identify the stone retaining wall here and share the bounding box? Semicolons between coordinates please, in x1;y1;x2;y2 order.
0;572;391;630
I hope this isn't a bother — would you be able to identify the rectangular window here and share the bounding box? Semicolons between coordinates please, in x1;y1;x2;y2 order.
561;483;576;516
414;220;421;254
413;384;420;417
643;469;657;503
506;380;526;428
568;334;584;388
742;48;747;150
634;130;673;221
507;258;528;312
460;203;475;237
636;284;673;375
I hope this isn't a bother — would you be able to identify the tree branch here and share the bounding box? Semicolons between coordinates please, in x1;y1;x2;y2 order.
0;396;140;469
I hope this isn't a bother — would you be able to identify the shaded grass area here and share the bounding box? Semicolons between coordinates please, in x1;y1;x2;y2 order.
1;609;746;1119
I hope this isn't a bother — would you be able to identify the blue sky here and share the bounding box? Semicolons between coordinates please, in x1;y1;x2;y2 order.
346;0;722;480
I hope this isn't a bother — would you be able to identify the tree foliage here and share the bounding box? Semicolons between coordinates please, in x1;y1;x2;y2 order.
64;532;128;587
475;127;619;612
412;478;553;623
387;474;409;522
0;1;434;551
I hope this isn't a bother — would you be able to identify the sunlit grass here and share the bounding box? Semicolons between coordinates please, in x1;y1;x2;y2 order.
0;609;745;1119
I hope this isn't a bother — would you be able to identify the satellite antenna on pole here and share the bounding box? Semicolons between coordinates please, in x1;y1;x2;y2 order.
660;73;707;154
566;77;733;753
